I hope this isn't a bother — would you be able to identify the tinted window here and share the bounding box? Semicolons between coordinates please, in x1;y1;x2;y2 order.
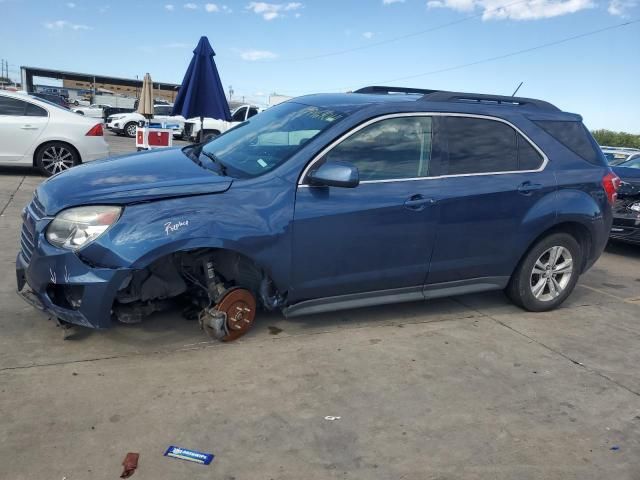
517;135;543;170
535;120;602;165
25;102;48;117
248;107;259;118
232;107;247;122
0;96;27;115
325;117;432;181
445;117;517;175
154;106;172;116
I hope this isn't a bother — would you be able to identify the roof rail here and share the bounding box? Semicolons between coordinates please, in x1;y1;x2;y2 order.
421;91;560;112
354;85;439;96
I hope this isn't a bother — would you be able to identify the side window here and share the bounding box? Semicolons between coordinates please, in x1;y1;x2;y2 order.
325;116;433;181
25;103;48;117
517;135;543;170
445;117;517;175
0;96;27;115
248;107;259;118
232;107;247;122
535;120;601;165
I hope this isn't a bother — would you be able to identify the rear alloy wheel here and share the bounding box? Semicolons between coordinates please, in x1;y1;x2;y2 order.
124;122;138;138
506;233;581;312
36;143;79;176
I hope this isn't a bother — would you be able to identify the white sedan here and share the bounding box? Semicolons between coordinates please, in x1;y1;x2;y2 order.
106;104;185;138
0;91;110;176
72;103;112;118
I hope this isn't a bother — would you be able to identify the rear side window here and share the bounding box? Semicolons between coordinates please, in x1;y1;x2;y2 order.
0;96;27;115
25;103;48;117
535;120;601;165
444;117;542;175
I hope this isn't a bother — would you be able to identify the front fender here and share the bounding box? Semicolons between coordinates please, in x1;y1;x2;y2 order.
80;178;295;292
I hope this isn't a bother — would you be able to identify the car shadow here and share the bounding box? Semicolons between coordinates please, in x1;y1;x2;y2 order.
605;240;640;258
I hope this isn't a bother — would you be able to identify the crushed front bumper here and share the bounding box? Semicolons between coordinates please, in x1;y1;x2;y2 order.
16;201;131;328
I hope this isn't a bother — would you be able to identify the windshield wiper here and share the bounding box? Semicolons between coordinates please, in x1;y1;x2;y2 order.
200;150;228;176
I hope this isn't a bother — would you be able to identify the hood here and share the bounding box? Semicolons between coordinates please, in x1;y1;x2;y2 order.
37;147;232;214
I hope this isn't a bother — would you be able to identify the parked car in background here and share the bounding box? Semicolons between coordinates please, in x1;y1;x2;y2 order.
183;104;264;142
601;146;640;166
0;90;109;176
610;156;640;244
31;92;70;109
72;103;112;118
106;104;185;138
15;86;617;341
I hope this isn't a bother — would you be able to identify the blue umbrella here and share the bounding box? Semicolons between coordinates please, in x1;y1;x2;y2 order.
172;36;231;141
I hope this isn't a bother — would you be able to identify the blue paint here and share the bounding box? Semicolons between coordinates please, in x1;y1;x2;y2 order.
164;446;214;465
16;92;614;329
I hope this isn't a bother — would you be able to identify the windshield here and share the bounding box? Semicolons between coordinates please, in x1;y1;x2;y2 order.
200;101;348;177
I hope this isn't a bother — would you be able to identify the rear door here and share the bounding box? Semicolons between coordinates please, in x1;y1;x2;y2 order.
0;96;49;163
291;115;440;302
426;115;555;287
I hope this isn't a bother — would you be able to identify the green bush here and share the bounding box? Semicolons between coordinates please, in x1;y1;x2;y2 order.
591;129;640;149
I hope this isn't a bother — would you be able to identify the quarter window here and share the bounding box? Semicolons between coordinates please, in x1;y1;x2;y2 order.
325;117;433;181
25;103;48;117
0;96;27;115
232;107;248;122
445;117;542;174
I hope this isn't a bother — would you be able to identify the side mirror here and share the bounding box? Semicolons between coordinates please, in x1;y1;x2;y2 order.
307;161;359;188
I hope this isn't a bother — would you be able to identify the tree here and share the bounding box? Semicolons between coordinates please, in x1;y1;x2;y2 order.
591;129;640;149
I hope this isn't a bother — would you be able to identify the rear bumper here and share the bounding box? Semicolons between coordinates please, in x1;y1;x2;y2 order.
81;140;110;162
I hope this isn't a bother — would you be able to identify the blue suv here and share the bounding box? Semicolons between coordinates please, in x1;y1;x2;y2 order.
16;86;619;340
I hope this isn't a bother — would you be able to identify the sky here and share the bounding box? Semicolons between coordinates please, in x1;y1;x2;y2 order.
1;0;639;132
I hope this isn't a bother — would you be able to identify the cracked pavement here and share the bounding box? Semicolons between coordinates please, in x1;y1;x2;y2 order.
1;138;640;479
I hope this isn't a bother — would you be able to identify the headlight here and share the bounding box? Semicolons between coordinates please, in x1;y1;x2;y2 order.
631;202;640;213
46;206;122;250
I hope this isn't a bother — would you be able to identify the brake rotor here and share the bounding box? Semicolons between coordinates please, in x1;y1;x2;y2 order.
215;288;256;342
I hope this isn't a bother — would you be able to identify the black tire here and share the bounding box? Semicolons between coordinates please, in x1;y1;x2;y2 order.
35;142;80;177
506;232;582;312
124;122;138;138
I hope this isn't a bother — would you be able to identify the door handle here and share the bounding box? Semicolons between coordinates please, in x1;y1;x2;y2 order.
20;125;39;130
517;181;543;195
404;195;435;211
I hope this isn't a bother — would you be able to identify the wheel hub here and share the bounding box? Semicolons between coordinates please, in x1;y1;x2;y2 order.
200;288;256;342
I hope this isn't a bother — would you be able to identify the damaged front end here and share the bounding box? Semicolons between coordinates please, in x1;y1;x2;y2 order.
610;181;640;244
113;249;285;341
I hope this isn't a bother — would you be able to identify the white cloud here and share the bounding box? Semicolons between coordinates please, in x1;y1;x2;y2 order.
205;3;219;11
99;5;110;13
221;4;232;12
240;49;278;60
426;0;596;20
607;0;637;15
44;20;91;30
246;2;303;20
383;0;405;4
165;4;175;10
66;2;76;7
184;2;198;9
362;31;374;39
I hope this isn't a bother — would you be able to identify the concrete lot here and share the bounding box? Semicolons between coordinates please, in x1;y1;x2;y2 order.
1;132;639;479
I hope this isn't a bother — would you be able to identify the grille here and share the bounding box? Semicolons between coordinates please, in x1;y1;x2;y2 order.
20;197;45;264
184;122;194;138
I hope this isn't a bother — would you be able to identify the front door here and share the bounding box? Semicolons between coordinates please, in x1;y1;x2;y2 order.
291;115;440;303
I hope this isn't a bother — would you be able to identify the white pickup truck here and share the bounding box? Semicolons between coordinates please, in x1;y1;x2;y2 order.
183;104;265;142
106;105;185;138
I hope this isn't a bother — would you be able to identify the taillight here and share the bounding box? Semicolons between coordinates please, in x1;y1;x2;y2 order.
602;171;621;205
86;123;104;136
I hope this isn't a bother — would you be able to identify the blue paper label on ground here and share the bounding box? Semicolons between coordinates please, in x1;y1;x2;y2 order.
164;446;214;465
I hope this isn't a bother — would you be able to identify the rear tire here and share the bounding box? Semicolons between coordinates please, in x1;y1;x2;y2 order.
506;233;582;312
35;142;80;177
